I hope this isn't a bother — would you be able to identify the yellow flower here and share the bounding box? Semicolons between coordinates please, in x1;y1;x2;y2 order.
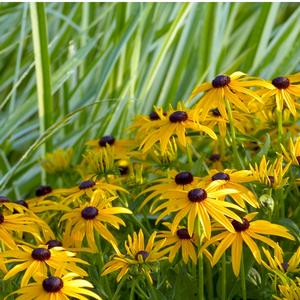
150;182;244;239
86;135;135;160
203;169;259;208
250;155;290;189
260;73;300;116
138;103;217;154
102;229;166;283
139;170;202;210
262;244;300;274
11;270;101;300
273;277;300;300
203;108;253;137
201;212;294;277
190;72;265;120
53;178;126;206
281;137;300;166
1;244;88;287
60;190;132;251
41;148;73;175
157;223;197;264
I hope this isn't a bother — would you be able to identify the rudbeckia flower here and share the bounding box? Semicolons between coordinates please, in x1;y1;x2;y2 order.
41;148;73;175
150;182;244;239
86;135;136;160
1;244;88;287
273;277;300;300
53;178;127;206
26;185;54;208
157;222;197;264
281;137;300;166
0;211;44;249
260;73;300;116
201;212;294;277
203;169;259;208
60;191;132;251
250;155;290;189
102;229;166;283
11;269;101;300
138;103;217;154
262;244;300;274
139;170;202;209
190;72;265;120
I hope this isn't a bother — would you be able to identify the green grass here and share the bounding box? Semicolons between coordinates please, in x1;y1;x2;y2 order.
1;2;300;197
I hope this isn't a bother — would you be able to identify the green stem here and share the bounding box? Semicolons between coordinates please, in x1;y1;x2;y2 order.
129;280;137;300
225;99;243;169
240;254;247;300
221;254;226;300
112;277;126;300
206;258;214;300
197;220;204;300
277;110;283;146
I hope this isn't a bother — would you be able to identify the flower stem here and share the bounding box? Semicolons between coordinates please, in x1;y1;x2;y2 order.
129;280;137;300
206;258;214;300
112;277;126;300
197;220;204;300
225;99;243;169
240;254;247;300
221;254;226;300
277;110;283;146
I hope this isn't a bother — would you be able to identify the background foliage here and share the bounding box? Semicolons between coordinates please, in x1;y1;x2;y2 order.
1;2;300;198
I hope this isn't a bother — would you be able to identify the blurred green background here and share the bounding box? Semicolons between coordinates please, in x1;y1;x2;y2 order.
1;2;300;197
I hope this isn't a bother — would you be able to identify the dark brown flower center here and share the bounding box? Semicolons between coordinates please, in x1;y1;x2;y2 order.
46;240;63;249
211;172;230;181
281;262;289;272
135;250;149;261
169;111;188;123
211;108;221;117
81;206;98;220
176;228;191;239
188;188;207;202
0;196;10;203
16;200;28;208
232;218;250;232
42;276;64;293
99;135;115;147
272;77;290;89
268;176;275;185
35;185;52;197
0;213;4;224
212;75;231;88
296;156;300;165
31;248;51;261
175;172;194;185
149;111;160;120
209;154;221;162
78;180;95;190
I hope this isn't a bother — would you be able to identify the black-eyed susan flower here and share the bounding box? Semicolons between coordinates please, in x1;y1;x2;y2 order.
250;155;290;189
11;269;101;300
203;169;259;208
281;137;300;166
41;148;73;175
138;103;217;154
139;170;202;209
190;72;265;120
150;182;244;239
273;277;300;300
262;244;300;274
102;229;166;283
53;178;126;206
260;73;300;116
0;211;43;249
26;185;54;208
1;244;88;287
157;222;197;264
86;135;135;160
201;212;294;277
60;190;132;251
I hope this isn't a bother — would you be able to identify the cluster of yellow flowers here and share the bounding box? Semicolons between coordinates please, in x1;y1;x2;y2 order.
2;72;300;299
